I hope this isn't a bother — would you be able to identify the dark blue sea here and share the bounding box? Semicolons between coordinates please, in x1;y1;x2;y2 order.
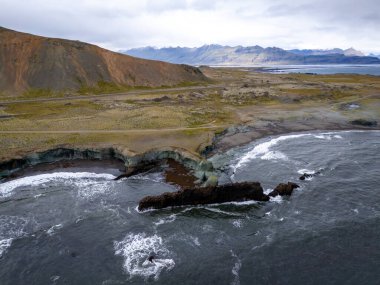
258;64;380;75
0;130;380;284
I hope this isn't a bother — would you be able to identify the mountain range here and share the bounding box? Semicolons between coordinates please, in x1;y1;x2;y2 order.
123;45;380;66
0;27;206;94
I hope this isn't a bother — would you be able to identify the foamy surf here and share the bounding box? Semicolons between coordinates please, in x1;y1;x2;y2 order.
231;131;355;175
154;214;177;227
232;133;311;173
0;172;116;198
46;224;63;236
114;233;175;280
0;215;29;258
0;238;13;258
230;250;242;285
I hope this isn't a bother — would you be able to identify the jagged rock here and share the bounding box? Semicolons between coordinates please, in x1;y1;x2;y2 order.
138;182;269;211
350;119;377;127
299;173;313;180
299;171;320;181
269;182;299;197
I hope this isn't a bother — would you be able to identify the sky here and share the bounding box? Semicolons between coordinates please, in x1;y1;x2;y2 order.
1;0;379;54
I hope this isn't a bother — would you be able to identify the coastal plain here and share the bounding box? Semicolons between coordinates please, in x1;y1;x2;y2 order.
0;67;379;162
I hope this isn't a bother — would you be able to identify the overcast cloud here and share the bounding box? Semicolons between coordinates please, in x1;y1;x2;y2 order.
1;0;379;53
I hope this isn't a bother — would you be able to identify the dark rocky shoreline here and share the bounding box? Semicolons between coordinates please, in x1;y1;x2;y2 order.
1;128;378;210
0;147;216;188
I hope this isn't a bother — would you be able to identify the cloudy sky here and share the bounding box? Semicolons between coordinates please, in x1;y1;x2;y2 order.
1;0;379;53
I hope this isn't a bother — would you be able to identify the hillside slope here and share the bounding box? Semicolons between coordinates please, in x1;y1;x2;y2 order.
0;27;207;94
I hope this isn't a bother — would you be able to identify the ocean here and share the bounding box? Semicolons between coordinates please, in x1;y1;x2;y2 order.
256;64;380;76
0;130;379;284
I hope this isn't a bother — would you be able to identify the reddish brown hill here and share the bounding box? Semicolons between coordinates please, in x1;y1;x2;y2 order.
0;27;207;94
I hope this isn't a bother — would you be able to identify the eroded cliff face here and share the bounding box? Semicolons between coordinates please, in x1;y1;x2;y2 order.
0;147;215;184
0;27;207;93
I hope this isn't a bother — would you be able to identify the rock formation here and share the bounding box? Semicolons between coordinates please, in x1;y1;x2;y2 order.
139;182;272;211
268;182;300;197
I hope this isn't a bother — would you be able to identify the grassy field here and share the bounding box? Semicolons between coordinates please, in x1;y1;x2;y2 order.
0;68;379;161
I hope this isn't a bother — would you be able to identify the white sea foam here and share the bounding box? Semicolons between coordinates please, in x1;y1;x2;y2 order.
297;169;316;175
232;220;243;228
154;214;177;227
260;151;288;161
314;134;332;140
270;195;284;204
203;207;241;217
231;131;362;175
0;215;29;257
232;133;311;173
230;250;242;285
50;275;60;283
124;172;165;184
0;238;13;258
114;233;175;280
138;200;258;213
192;236;201;246
46;224;63;236
0;172;116;198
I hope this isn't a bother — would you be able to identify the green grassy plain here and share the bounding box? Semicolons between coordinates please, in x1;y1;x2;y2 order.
0;68;379;161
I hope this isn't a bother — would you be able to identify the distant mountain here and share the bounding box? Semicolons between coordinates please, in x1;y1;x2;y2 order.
369;53;380;59
288;47;365;57
122;45;380;66
0;27;206;94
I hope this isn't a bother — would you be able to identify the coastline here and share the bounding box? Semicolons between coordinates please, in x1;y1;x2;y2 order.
1;68;379;183
1;123;378;186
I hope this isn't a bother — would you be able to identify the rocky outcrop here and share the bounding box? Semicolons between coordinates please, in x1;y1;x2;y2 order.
350;119;377;127
138;182;270;211
299;171;321;181
0;146;217;185
268;182;299;197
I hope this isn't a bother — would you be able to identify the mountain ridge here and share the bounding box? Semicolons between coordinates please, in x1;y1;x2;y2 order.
122;44;380;66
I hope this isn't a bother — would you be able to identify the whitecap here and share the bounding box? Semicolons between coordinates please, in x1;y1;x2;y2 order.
114;233;175;280
269;195;283;204
50;275;60;283
297;169;316;175
0;215;29;257
260;151;288;161
192;237;201;247
0;172;116;198
314;134;332;140
230;250;242;285
138;200;257;213
232;133;311;173
46;224;63;236
232;220;243;228
0;238;13;258
154;214;177;227
203;207;241;217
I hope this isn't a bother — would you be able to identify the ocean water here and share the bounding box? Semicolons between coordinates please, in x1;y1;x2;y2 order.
257;64;380;75
0;130;380;284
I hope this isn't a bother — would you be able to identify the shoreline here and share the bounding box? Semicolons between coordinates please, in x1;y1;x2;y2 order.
205;120;380;155
1;125;378;186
